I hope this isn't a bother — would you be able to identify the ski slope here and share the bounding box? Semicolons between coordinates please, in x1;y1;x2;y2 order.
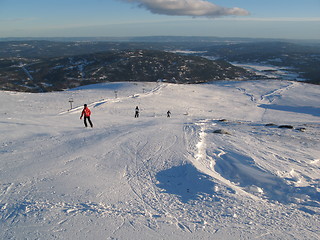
0;80;319;239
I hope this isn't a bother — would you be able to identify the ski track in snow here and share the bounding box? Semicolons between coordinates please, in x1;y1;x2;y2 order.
0;80;320;239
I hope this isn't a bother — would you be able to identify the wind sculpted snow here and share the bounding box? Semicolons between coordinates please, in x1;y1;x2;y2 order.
0;80;319;239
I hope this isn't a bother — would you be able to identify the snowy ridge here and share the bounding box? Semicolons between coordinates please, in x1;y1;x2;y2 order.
1;80;320;239
186;120;261;200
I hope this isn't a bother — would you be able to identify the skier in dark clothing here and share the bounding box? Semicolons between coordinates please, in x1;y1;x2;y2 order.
167;110;171;118
80;104;93;127
135;106;139;118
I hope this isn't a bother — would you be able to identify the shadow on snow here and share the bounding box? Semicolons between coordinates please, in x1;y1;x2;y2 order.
156;164;216;203
156;154;320;214
259;104;320;117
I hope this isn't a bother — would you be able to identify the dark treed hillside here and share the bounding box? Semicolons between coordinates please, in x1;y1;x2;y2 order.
0;50;256;92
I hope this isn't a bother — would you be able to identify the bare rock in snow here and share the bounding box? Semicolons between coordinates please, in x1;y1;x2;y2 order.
278;125;294;129
213;129;231;135
296;127;307;132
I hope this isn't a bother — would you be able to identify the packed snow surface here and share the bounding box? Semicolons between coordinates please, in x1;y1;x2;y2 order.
1;80;320;239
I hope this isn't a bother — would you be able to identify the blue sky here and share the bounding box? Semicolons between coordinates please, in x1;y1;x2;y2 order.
0;0;319;39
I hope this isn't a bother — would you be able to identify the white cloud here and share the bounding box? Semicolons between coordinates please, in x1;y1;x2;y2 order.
121;0;249;17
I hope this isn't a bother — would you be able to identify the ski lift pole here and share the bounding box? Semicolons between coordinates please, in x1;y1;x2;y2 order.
69;98;74;110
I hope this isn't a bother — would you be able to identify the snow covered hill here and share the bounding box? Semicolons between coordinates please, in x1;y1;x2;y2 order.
1;80;319;239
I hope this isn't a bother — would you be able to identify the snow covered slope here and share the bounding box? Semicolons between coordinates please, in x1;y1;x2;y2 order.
1;80;319;239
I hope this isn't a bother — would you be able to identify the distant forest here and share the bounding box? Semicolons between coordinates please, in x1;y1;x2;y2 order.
0;37;319;92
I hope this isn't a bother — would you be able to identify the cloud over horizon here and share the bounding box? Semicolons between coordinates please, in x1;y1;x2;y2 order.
121;0;249;17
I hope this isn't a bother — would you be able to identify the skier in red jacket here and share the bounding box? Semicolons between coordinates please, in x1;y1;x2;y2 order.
80;104;93;128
